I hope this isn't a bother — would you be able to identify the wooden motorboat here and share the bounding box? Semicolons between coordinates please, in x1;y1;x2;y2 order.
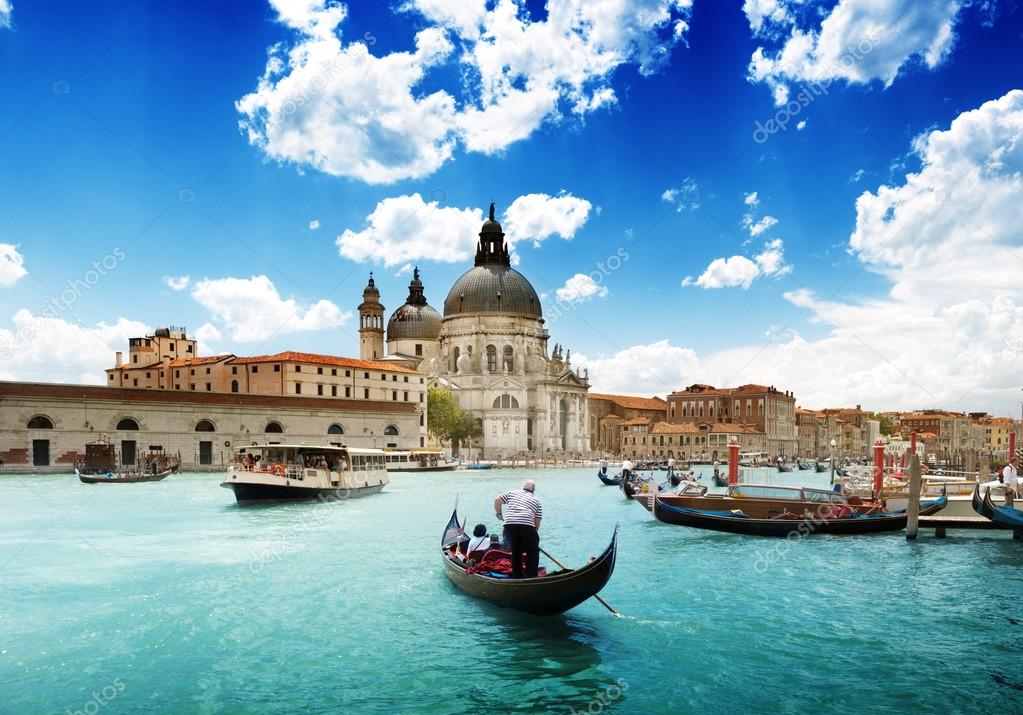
597;470;622;486
653;493;947;536
78;468;174;484
466;462;493;470
221;444;388;503
652;483;879;519
980;488;1023;530
440;508;617;615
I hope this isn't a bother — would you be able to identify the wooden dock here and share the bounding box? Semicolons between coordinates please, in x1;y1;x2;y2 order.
917;516;1016;538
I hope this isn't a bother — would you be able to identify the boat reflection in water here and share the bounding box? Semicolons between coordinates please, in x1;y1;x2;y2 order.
221;444;389;503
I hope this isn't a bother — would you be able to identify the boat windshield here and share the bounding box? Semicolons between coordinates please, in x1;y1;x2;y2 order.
803;489;848;503
729;485;801;500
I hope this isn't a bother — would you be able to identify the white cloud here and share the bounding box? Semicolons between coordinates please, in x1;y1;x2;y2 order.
163;275;190;291
308;219;320;231
0;0;10;29
0;311;149;384
747;0;969;106
195;322;222;344
503;193;592;246
336;194;483;267
796;119;807;130
849;168;865;183
744;191;759;206
0;243;27;286
337;191;593;266
555;274;608;303
191;275;350;341
661;177;700;212
743;214;778;237
238;0;693;183
689;239;791;289
575;339;700;395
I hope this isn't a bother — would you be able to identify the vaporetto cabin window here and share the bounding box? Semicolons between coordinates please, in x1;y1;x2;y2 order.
492;394;519;409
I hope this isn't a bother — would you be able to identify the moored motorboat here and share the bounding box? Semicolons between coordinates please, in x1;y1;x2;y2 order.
653;493;947;536
441;508;618;615
221;444;388;503
384;449;458;472
650;483;878;519
466;462;493;470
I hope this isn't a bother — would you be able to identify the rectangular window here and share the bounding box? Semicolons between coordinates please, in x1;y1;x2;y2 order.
392;375;397;382
206;383;211;391
145;372;150;378
346;386;351;398
296;383;302;394
189;384;195;391
175;369;180;378
273;365;280;372
174;385;180;390
232;366;237;375
317;367;323;374
252;365;259;373
364;372;369;379
295;365;301;373
198;440;213;466
331;368;337;376
206;367;211;374
190;369;195;376
346;370;351;377
331;385;337;397
420;393;424;402
415;344;423;356
404;376;409;382
381;374;386;380
364;388;369;399
132;378;138;387
317;384;323;396
403;391;408;401
392;390;397;400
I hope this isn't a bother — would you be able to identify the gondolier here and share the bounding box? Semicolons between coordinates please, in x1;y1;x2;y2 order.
494;480;543;579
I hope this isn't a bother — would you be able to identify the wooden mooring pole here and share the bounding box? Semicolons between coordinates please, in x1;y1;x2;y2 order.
906;454;921;540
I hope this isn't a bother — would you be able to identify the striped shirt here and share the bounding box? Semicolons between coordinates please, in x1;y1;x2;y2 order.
500;489;542;527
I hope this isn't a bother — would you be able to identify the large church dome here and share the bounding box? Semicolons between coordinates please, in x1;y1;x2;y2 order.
443;205;543;320
387;267;442;341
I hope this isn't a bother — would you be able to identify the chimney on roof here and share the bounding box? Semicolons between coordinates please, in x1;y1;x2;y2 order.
115;351;122;367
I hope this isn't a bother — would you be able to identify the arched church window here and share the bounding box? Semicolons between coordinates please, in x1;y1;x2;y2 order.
486;345;497;372
492;394;519;409
502;345;513;371
452;347;460;371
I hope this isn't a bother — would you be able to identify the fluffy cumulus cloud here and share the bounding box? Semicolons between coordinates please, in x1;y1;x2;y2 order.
683;238;791;289
661;177;700;212
163;275;189;291
0;243;27;286
575;340;700;396
743;214;778;237
191;275;350;341
0;311;149;383
337;192;593;266
746;0;970;105
555;273;608;303
503;193;592;246
238;0;693;183
0;0;10;29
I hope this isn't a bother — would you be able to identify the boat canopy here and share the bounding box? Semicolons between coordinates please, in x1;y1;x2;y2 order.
237;444;386;456
728;484;803;500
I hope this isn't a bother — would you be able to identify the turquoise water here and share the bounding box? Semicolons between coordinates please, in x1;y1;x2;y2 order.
2;467;1022;715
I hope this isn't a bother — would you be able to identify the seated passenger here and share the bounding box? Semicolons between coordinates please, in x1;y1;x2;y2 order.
465;524;491;556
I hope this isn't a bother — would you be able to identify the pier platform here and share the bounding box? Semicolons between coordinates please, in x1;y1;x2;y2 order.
918;516;1019;538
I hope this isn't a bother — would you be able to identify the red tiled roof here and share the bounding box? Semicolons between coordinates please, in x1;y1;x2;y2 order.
622;417;652;426
108;361;163;372
166;354;234;368
0;381;418;413
588;393;666;411
228;351;419;374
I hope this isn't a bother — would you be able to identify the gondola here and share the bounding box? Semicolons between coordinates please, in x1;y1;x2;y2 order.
597;470;622;486
78;467;175;484
652;493;947;537
440;508;618;615
814;461;829;473
971;484;995;520
981;488;1023;530
712;470;728;487
776;462;793;473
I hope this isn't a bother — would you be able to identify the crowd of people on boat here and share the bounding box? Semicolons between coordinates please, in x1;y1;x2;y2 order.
240;451;348;474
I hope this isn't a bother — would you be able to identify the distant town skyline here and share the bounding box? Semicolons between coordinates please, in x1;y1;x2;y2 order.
1;1;1022;414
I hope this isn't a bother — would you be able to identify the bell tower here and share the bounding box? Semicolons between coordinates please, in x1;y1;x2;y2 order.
358;273;385;360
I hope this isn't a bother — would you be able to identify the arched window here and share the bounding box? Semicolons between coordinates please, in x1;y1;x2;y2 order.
231;380;239;393
327;424;344;435
452;346;460;371
116;418;140;430
195;420;216;432
502;345;513;371
383;425;399;436
486;345;497;372
492;394;519;409
265;422;284;433
26;415;53;429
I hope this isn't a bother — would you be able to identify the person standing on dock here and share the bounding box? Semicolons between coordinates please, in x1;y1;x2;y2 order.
1000;455;1019;497
494;480;543;579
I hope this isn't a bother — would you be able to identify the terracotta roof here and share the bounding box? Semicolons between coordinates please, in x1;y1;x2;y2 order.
228;351;419;374
622;417;652;426
650;421;762;434
0;381;417;413
166;354;234;368
108;361;163;372
588;393;666;411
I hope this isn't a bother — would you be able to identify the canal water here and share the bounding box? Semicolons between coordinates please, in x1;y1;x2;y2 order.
2;468;1022;714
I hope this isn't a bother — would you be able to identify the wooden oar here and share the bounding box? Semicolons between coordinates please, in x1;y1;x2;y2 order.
538;546;620;617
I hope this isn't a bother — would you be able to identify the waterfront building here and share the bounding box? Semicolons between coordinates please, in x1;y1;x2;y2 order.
0;380;421;473
619;420;765;461
665;383;795;457
587;393;667;455
376;205;590;458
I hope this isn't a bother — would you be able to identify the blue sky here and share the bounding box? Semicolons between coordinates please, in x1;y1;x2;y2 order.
1;0;1022;414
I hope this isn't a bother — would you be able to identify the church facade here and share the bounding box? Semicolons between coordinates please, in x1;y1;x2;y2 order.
359;205;591;458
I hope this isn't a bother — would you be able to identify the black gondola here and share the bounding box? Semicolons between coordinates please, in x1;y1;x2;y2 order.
971;484;995;519
78;467;175;484
440;508;618;615
980;488;1023;530
652;493;947;537
711;469;728;487
814;461;829;473
597;470;622;486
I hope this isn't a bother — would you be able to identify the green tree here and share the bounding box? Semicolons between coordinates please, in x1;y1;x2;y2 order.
869;412;894;436
427;387;482;454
